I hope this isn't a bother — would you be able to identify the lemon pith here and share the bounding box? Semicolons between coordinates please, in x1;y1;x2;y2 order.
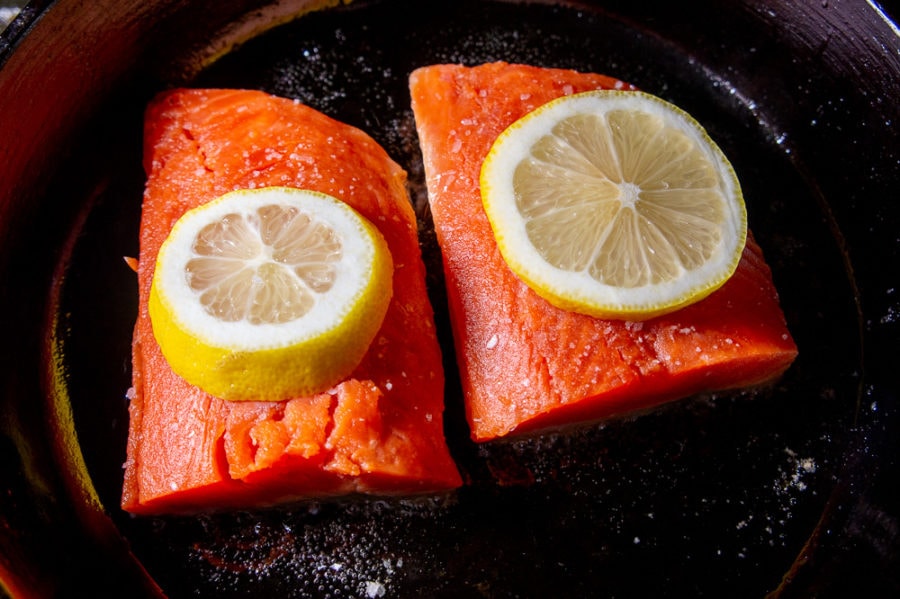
480;90;747;320
149;187;393;401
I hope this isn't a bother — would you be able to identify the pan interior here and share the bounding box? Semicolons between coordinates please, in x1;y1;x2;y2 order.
50;1;874;597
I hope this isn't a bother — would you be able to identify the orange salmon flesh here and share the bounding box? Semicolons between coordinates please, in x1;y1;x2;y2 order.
409;62;798;442
122;89;461;514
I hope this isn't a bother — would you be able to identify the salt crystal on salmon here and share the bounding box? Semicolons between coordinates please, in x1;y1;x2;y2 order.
409;62;798;442
122;88;461;514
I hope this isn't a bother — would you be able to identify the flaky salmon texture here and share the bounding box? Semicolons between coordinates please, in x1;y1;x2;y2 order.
409;62;799;442
122;89;462;514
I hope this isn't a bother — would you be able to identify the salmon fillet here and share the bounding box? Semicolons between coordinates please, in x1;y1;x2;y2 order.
122;89;461;514
409;62;798;442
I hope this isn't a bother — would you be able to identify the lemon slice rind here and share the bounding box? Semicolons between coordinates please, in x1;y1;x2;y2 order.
149;187;393;401
480;90;747;320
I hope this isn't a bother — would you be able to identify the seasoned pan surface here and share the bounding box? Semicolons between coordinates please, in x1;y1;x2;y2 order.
1;0;899;597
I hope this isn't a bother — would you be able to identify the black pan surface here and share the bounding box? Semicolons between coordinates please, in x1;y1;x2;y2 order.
1;0;899;597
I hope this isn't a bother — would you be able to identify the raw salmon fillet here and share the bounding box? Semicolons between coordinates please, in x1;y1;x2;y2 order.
122;89;461;514
409;62;798;442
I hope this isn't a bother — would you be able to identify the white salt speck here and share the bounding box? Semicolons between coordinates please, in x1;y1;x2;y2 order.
425;413;433;422
614;80;626;89
522;378;530;387
385;381;393;391
562;84;575;95
633;537;641;544
330;562;343;571
365;581;386;598
169;482;178;491
451;138;462;153
486;334;499;349
520;93;532;101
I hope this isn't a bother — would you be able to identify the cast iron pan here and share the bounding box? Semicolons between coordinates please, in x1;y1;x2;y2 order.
1;0;899;597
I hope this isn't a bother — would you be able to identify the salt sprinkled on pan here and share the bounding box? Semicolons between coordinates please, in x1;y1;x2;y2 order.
486;334;499;349
177;497;465;597
777;448;817;493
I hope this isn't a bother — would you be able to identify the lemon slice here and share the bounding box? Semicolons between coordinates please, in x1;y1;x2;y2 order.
149;187;393;401
480;90;747;320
